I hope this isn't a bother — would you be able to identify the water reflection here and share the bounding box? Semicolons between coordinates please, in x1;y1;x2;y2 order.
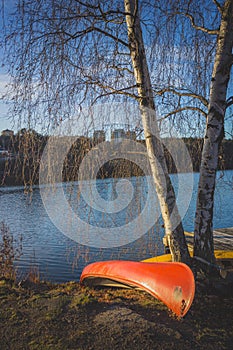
0;171;232;282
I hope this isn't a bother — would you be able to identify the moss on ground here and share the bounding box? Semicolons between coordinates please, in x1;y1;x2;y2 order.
0;278;232;350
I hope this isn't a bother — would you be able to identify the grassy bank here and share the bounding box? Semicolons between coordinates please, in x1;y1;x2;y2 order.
0;277;233;350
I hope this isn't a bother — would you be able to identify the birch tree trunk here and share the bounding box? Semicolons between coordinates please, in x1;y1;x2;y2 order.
124;0;190;263
194;0;233;267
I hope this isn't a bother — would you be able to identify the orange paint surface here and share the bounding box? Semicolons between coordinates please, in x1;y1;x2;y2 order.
80;261;195;317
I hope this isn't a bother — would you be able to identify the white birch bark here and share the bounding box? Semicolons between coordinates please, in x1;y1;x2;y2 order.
124;0;190;263
194;0;233;266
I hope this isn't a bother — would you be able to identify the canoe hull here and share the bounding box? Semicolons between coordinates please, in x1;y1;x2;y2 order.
80;260;195;317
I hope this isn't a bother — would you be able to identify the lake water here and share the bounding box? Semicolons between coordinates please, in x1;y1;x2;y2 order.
0;170;232;283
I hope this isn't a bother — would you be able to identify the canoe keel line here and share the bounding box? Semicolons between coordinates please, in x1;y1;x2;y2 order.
80;261;195;317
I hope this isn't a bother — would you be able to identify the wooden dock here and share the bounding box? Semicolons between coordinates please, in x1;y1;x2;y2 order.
144;228;233;273
185;228;233;274
185;227;233;251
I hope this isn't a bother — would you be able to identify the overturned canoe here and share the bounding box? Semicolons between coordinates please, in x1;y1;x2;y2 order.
80;260;195;317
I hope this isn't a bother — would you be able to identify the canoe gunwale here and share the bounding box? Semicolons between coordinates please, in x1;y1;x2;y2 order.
80;261;195;317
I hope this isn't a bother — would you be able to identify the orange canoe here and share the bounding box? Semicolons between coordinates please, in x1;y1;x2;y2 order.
80;260;195;317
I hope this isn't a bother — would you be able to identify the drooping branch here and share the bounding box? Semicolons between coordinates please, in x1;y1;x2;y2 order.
84;75;138;100
158;106;207;121
107;64;134;75
89;84;139;103
212;0;224;14
176;11;219;34
62;26;129;47
154;87;209;107
90;25;129;47
59;54;136;98
226;95;233;108
73;0;129;24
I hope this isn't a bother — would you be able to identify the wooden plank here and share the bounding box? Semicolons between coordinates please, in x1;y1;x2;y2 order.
184;228;233;251
143;250;233;263
143;229;233;274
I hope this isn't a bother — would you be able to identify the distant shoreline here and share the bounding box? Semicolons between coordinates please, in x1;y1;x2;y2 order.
1;137;232;187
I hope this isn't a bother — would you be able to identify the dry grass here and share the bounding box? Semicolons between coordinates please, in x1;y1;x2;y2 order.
0;222;22;280
0;277;232;350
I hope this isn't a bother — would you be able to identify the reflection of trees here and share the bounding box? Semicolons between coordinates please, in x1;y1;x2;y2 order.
0;129;47;187
2;0;233;270
1;133;232;186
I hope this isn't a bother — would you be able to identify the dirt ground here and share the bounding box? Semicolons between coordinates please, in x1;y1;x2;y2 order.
0;276;233;350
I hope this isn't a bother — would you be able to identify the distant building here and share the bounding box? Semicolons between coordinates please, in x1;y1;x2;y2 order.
0;129;14;149
1;129;14;137
111;128;126;141
93;130;106;143
111;128;136;142
126;130;136;140
0;148;11;157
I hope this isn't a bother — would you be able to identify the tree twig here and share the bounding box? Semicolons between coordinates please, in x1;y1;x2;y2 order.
158;106;207;121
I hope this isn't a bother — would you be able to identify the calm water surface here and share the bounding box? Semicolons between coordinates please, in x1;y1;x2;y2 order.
0;170;232;282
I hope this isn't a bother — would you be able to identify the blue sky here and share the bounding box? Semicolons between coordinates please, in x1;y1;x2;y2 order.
0;1;232;138
0;67;10;132
0;0;16;132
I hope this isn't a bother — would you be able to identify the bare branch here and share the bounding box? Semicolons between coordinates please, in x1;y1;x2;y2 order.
84;75;138;100
107;65;134;75
212;0;224;14
176;12;219;34
226;96;233;108
75;0;130;22
154;87;209;107
91;87;139;104
91;26;129;47
62;26;129;47
158;106;207;121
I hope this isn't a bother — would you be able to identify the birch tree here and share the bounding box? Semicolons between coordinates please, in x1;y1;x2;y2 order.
124;0;190;262
193;0;233;268
1;0;191;263
147;0;233;270
2;0;232;270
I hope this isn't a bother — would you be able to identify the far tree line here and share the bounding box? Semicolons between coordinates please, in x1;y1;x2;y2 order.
1;0;232;272
0;129;232;187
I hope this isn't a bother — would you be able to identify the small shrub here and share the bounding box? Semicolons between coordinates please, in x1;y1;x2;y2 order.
26;265;40;284
0;221;22;280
